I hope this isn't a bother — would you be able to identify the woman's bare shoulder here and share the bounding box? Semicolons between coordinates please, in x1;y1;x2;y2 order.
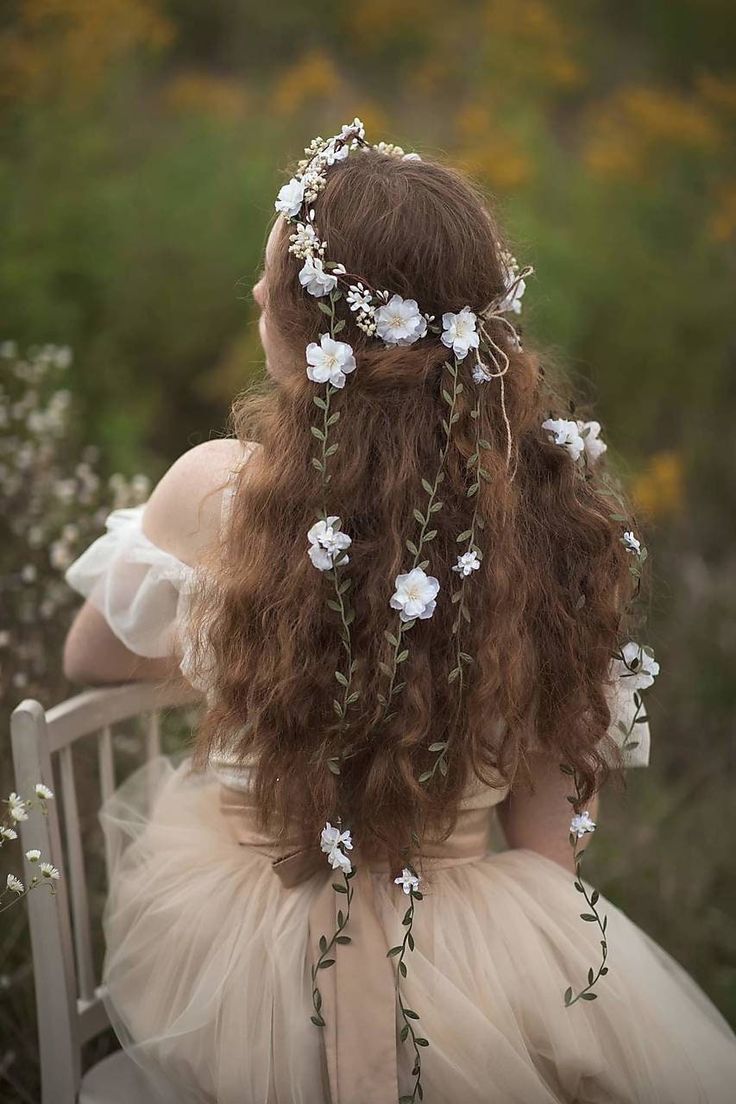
141;438;259;567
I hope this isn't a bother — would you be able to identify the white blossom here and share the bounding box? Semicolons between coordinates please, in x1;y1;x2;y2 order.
390;568;440;622
306;334;357;389
453;550;481;576
472;361;492;384
542;418;586;462
577;420;607;463
307;517;352;572
39;862;60;880
497;250;526;314
570;811;596;839
7;793;28;822
320;821;353;874
622;531;641;555
288;222;323;260
374;294;428;346
394;867;421;895
346;283;374;313
274;176;305;219
25;849;41;862
402;152;422;161
614;642;660;690
34;783;53;800
441;308;480;360
6;874;24;894
299;256;338;297
0;826;18;842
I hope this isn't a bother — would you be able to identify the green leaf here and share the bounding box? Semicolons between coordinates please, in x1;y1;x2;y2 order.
346;691;360;704
424;529;437;542
327;599;341;612
564;987;573;1006
327;759;341;775
313;395;327;410
337;909;345;927
413;509;425;525
580;913;597;922
404;1009;419;1020
385;631;399;647
311;426;326;441
311;1014;326;1028
335;670;348;686
408;932;415;951
590;889;599;906
418;770;432;783
428;742;446;752
327;411;341;426
311;457;324;472
406;539;418;556
415;1037;429;1046
319;935;327;953
336;935;351;944
581;992;597;1001
467;483;479;498
448;666;460;683
456;529;472;542
318;301;332;315
332;882;348;893
429;500;443;513
397;649;409;663
387;945;402;957
319;958;335;969
332;700;343;717
439;758;448;777
333;319;346;334
400;1024;409;1042
399;961;407;978
588;967;594;985
442;388;453;406
378;661;392;677
421;478;434;494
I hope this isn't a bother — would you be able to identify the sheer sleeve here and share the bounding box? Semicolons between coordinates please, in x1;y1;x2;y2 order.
64;505;197;660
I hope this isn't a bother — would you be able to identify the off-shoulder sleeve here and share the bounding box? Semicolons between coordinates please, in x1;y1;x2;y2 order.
602;680;651;768
64;505;197;659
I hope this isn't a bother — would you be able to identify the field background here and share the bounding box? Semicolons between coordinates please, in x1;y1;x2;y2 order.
1;1;735;1097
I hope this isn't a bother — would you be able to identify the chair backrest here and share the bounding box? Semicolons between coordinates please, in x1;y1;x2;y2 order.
10;681;202;1104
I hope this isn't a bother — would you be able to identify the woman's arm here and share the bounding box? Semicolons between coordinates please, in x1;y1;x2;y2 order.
497;752;599;873
62;437;247;687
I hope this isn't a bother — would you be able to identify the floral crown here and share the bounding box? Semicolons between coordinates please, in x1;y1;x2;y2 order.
273;120;655;1098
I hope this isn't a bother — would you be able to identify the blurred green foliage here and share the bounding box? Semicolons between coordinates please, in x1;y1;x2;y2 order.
1;1;735;1092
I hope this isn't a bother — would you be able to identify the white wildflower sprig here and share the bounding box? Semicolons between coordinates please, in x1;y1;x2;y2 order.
379;356;463;721
0;783;59;915
387;867;428;1103
311;822;357;1028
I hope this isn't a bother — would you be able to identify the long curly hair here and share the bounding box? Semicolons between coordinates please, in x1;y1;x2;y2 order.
187;148;640;861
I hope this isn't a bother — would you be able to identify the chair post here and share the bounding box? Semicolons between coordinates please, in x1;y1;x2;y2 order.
11;699;80;1104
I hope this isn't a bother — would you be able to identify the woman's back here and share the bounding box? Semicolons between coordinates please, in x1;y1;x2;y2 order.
63;120;736;1102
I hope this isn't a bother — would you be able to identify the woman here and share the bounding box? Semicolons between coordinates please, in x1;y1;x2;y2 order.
63;121;736;1103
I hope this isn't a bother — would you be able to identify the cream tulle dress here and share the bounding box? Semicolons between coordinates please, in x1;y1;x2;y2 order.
64;468;736;1103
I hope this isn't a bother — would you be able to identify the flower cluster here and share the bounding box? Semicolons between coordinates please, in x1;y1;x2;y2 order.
320;821;354;874
1;783;59;916
542;417;607;465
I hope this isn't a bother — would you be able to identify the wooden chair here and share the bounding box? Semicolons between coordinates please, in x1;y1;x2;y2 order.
10;681;202;1104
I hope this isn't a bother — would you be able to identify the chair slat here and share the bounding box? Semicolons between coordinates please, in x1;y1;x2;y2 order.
97;726;116;876
59;746;96;1003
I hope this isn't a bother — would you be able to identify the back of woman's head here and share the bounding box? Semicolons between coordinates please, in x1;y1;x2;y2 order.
188;139;639;863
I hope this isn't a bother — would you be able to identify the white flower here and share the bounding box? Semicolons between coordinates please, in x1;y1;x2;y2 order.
542;418;586;462
39;862;60;880
622;531;641;555
614;642;660;691
390;568;440;622
288;222;323;259
453;550;481;576
374;294;428;346
25;849;41;862
338;118;365;146
346;283;374;313
441;308;480;360
472;361;492;384
34;783;53;800
394;867;421;895
570;811;596;839
320;821;353;874
577;420;607;463
7;793;28;822
299;256;338;298
0;826;17;842
497;251;526;314
275;176;305;218
306;334;356;389
307;517;352;572
323;138;350;166
6;874;24;895
402;152;422;161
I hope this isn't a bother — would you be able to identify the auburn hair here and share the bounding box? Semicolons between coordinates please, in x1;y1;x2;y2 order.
187;149;639;862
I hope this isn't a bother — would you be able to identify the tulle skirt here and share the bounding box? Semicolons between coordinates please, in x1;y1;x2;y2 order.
99;757;736;1103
